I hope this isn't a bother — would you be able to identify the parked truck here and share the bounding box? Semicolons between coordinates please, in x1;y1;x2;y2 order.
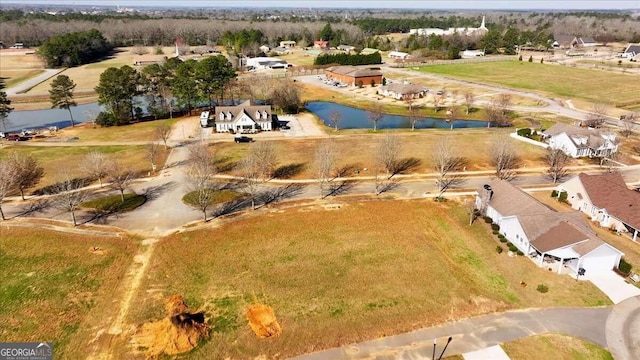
200;111;213;128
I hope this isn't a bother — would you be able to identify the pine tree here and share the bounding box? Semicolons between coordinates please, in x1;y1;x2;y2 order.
49;75;77;127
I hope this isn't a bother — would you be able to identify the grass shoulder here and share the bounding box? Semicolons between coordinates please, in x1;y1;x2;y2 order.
182;189;245;207
502;333;613;360
82;193;146;213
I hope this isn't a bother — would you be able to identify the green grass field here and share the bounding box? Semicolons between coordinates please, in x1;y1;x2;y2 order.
503;334;613;360
0;227;135;358
128;200;609;359
416;61;640;107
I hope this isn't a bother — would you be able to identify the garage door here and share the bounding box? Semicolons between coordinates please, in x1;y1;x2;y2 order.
581;253;618;273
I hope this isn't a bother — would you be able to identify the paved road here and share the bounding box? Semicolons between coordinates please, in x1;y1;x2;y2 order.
607;296;640;360
291;307;612;359
4;69;63;95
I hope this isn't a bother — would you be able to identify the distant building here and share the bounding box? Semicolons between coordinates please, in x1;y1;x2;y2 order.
360;47;380;55
279;40;296;48
388;51;411;60
410;16;488;37
272;46;291;55
325;65;383;86
378;83;427;100
337;45;356;53
313;40;329;49
133;55;167;66
620;43;640;59
542;123;619;158
462;49;485;58
215;100;273;133
245;57;290;70
259;45;271;53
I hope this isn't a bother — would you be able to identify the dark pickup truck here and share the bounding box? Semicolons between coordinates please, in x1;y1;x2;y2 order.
234;136;254;143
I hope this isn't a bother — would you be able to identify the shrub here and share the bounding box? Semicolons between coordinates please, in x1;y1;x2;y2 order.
558;191;568;202
95;111;116;127
491;224;500;231
619;258;633;275
540;58;544;64
356;80;363;88
500;238;508;243
517;128;532;137
370;78;376;87
496;246;503;254
536;284;549;293
492;230;499;235
551;190;558;198
516;250;524;256
528;55;533;62
518;55;523;61
483;216;492;223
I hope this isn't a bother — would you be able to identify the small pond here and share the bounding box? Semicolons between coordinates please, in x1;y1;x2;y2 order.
3;103;103;133
305;101;489;130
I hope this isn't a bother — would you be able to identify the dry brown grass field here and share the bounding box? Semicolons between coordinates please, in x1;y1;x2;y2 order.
502;334;613;359
0;227;136;358
55;117;178;143
0;51;45;88
127;199;609;359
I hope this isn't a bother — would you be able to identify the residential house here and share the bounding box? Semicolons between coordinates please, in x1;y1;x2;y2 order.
337;45;356;53
558;173;640;242
360;47;380;55
541;123;618;158
245;57;290;70
325;65;383;86
410;16;488;37
279;40;296;48
621;43;640;59
578;37;598;47
552;34;578;49
305;49;323;57
132;54;167;66
214;100;273;133
378;83;427;100
313;40;329;50
476;179;624;275
388;51;411;60
272;46;291;55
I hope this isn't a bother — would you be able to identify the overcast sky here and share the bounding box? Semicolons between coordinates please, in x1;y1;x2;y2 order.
10;0;640;10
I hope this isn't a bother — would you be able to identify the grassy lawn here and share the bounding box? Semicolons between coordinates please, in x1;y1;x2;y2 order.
0;227;135;358
213;130;552;179
415;61;640;108
182;189;244;207
0;52;45;88
128;200;609;359
502;333;613;360
0;145;167;190
82;193;146;213
56;118;179;143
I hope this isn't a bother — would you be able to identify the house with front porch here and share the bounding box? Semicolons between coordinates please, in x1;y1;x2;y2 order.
378;83;427;100
541;123;618;158
476;179;624;276
558;173;640;242
214;100;273;133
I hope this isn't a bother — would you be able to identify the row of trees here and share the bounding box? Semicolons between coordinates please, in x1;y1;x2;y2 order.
314;52;382;66
0;80;13;133
37;29;112;68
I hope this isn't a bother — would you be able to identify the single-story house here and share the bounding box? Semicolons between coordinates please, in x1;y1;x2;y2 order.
388;51;411;60
325;65;383;86
259;45;271;53
476;179;624;276
337;45;356;53
578;37;597;47
305;49;323;57
620;43;640;59
558;173;640;242
279;40;296;48
541;123;618;158
214;100;273;133
313;40;329;49
272;46;290;55
552;34;578;49
360;47;380;55
133;55;167;66
462;49;485;58
378;83;427;100
245;57;290;70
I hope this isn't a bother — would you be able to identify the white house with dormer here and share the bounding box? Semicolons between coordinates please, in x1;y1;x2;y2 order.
541;123;618;158
214;100;273;133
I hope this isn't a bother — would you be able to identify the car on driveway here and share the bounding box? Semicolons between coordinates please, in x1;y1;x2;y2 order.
234;136;254;143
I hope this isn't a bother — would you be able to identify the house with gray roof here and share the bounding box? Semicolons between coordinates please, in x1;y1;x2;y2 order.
542;123;618;158
214;100;273;133
476;179;624;276
558;173;640;242
621;43;640;59
378;83;428;100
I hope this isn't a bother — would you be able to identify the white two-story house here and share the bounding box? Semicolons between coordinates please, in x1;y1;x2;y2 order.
541;123;618;158
214;100;273;133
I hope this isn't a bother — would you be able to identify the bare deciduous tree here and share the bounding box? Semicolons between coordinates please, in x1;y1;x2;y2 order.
486;94;512;127
186;141;218;221
583;102;608;128
446;106;459;126
315;139;336;199
367;102;384;132
0;160;17;220
489;135;522;181
156;124;172;148
240;142;277;209
147;142;161;173
6;152;44;200
329;110;342;131
432;137;466;197
545;148;571;183
377;133;401;179
107;159;135;202
82;151;109;187
408;105;421;131
620;112;637;137
463;91;475;115
131;45;149;55
48;171;90;226
433;93;444;113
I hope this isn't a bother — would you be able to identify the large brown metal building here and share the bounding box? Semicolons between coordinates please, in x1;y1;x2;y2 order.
325;66;383;87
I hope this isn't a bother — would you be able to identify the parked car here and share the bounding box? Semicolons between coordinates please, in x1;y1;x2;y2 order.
281;125;291;130
234;136;254;143
4;133;25;141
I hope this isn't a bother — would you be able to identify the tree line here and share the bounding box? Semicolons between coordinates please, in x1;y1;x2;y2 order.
37;29;112;68
314;52;382;66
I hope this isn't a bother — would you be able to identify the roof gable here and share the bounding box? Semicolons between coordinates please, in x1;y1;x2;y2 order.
576;173;640;229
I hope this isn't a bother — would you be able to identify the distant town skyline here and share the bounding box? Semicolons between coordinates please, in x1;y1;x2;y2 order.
9;0;640;10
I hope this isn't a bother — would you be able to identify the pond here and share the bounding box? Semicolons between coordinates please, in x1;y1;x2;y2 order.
3;102;103;133
304;101;489;130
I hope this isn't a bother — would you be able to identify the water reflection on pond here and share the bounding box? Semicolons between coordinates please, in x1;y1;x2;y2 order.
304;101;488;130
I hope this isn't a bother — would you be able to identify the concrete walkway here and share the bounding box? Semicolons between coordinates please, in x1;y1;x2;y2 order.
586;271;640;305
463;345;510;360
290;307;611;360
4;69;63;95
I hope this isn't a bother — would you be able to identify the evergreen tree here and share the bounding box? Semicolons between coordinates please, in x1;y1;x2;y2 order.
49;75;77;127
0;79;13;133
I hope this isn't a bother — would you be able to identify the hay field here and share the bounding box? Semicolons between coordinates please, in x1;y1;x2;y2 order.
128;200;609;359
0;51;45;88
416;61;640;108
0;227;135;358
503;334;613;360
